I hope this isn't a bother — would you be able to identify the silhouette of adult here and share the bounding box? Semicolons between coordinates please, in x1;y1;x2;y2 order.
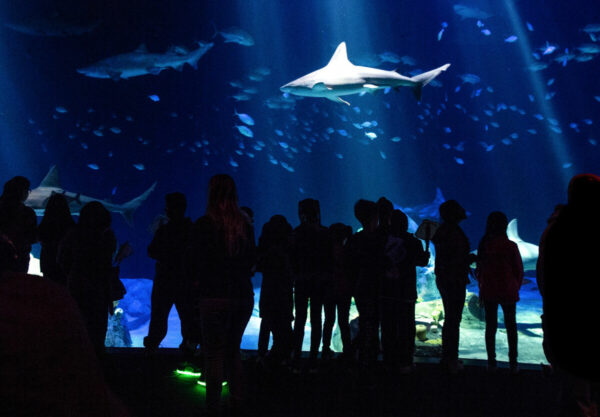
186;174;256;415
432;200;475;373
144;193;194;355
290;198;333;369
540;174;600;414
39;193;75;285
475;211;523;373
257;214;294;364
346;199;385;382
58;201;116;358
381;209;430;374
0;176;37;273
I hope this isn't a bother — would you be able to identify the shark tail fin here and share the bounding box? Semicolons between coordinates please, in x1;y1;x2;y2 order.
507;218;521;241
409;63;451;101
120;182;157;226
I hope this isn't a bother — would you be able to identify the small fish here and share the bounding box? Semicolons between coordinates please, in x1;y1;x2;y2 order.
510;133;519;139
110;127;121;134
490;122;500;128
547;78;555;86
454;157;465;165
335;153;343;159
504;35;518;43
278;141;289;149
582;119;593;125
81;142;88;150
541;42;557;55
479;141;495;152
111;187;117;196
229;158;239;168
444;127;452;133
481;29;491;36
133;163;145;171
533;114;544;120
477;20;484;28
92;129;103;137
527;129;538;135
337;129;348;137
232;94;251;101
234;125;253;138
437;28;445;41
55;106;68;114
379;151;387;159
528;94;535;102
281;162;295;172
589;138;597;146
549;126;563;134
595;96;600;102
526;22;534;31
275;129;284;136
234;109;255;126
501;138;512;145
562;163;572;169
442;144;451;150
365;132;377;140
148;94;160;102
87;163;99;170
391;136;402;142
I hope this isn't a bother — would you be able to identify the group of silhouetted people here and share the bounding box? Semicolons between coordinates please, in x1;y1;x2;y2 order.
1;172;599;416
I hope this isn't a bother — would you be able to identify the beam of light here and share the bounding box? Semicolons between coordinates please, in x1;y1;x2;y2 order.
502;0;573;178
174;369;202;378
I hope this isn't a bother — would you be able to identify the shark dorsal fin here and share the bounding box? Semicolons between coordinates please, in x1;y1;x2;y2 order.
40;165;60;188
135;43;148;53
507;219;521;241
327;42;351;66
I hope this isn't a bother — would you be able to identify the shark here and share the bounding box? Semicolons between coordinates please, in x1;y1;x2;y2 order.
507;218;539;272
77;41;213;81
280;42;451;104
25;166;157;225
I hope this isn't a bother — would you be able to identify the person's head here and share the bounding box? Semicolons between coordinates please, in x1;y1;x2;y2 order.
329;222;352;245
79;201;111;232
439;200;467;223
390;209;409;235
377;197;393;228
206;174;247;254
42;193;73;225
298;198;320;225
484;211;509;238
354;199;378;231
2;176;30;204
165;192;187;220
260;214;291;247
567;174;600;212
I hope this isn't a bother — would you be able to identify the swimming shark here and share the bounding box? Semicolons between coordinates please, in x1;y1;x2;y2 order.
280;42;451;104
77;41;213;81
25;166;157;225
507;218;539;272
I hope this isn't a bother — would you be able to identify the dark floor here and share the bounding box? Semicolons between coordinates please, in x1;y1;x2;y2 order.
103;348;566;417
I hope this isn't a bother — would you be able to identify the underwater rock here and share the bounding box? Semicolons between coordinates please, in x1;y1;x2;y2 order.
416;324;428;341
467;293;485;322
105;308;132;347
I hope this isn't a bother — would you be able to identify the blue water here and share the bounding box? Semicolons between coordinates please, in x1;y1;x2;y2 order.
3;0;599;362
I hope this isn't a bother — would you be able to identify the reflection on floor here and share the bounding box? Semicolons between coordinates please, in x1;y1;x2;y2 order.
114;276;546;364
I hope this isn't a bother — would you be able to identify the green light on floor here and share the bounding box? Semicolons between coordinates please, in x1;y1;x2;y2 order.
175;369;202;378
196;380;228;387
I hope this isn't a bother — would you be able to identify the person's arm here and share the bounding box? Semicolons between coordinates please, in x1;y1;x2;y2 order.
511;242;524;288
147;226;165;261
412;236;430;267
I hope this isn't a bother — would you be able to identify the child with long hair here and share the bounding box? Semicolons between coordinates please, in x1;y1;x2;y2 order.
187;174;256;415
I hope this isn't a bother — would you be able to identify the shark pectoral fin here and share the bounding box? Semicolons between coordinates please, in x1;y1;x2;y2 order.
108;70;122;81
327;96;350;106
312;82;332;91
147;67;162;75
